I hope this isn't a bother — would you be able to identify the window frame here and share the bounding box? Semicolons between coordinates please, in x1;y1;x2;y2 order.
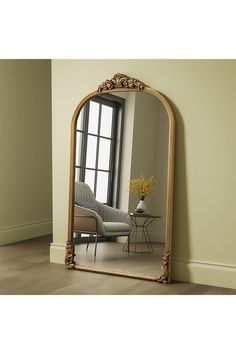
75;94;125;207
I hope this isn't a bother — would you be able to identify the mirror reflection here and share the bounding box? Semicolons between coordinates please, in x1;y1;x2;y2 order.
73;91;169;277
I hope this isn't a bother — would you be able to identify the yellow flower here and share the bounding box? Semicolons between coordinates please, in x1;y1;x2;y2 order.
130;175;156;199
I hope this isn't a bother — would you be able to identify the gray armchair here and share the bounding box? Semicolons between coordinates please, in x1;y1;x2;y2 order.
74;182;131;257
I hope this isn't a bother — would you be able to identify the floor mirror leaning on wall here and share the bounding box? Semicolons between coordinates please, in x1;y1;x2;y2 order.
65;73;175;283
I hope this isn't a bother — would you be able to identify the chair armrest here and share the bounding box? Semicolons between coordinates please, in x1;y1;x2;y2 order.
98;203;131;226
74;205;104;234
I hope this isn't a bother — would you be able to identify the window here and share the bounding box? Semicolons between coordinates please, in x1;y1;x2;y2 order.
75;94;124;207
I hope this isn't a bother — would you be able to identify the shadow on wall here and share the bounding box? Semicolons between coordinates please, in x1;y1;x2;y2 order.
170;100;191;282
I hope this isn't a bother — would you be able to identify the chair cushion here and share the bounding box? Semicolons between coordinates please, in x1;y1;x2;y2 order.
76;201;102;217
103;222;130;236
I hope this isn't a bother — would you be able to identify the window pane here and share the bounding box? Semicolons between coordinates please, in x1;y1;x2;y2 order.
88;101;99;135
77;107;84;131
98;138;111;170
85;169;95;193
75;132;83;166
100;105;113;138
96;171;109;203
86;135;97;168
75;167;82;182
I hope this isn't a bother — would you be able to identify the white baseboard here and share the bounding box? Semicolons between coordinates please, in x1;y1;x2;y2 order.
50;242;66;264
0;219;52;245
172;258;236;290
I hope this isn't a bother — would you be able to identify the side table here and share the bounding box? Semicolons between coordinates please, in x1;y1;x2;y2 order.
123;213;161;253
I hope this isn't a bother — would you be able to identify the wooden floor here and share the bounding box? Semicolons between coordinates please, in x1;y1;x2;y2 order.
0;235;236;295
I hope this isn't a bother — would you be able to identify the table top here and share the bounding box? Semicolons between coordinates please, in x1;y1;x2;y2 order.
129;212;161;218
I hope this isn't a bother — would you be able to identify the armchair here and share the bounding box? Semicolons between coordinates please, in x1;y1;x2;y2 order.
74;182;131;257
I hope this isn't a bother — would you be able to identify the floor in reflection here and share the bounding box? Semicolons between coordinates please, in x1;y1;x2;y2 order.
75;241;165;277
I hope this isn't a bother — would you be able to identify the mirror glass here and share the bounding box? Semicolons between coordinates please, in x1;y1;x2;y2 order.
72;90;169;278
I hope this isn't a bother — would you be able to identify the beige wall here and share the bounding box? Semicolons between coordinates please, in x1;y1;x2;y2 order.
116;92;136;212
51;59;236;289
111;91;167;244
129;92;168;242
0;60;52;245
129;92;159;213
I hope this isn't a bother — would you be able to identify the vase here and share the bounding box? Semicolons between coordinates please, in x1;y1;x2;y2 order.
135;198;147;213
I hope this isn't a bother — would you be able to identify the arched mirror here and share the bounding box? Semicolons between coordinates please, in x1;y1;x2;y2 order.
65;73;175;283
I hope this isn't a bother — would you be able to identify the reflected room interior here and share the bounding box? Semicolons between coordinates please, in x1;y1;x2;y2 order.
73;90;169;277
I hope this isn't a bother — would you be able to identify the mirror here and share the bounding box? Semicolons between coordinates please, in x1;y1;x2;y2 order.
65;73;175;283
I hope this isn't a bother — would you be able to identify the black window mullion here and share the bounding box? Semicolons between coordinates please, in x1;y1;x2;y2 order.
94;103;102;197
99;103;114;205
76;166;111;174
106;106;114;205
79;104;89;181
77;130;113;141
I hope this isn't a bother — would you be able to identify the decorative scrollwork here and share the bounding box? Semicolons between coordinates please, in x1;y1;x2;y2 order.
65;241;76;269
157;252;171;283
98;73;145;92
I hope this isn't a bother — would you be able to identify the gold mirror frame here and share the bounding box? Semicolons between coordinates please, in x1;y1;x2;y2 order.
65;73;175;283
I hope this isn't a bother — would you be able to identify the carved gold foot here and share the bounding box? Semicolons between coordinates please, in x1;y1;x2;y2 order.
157;252;171;283
65;241;76;269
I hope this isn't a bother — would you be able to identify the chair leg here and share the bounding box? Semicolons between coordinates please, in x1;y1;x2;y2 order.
86;234;91;252
128;233;130;254
94;234;98;259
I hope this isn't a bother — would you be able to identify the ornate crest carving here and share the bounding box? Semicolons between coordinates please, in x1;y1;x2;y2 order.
98;73;145;92
157;252;171;283
65;241;76;269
